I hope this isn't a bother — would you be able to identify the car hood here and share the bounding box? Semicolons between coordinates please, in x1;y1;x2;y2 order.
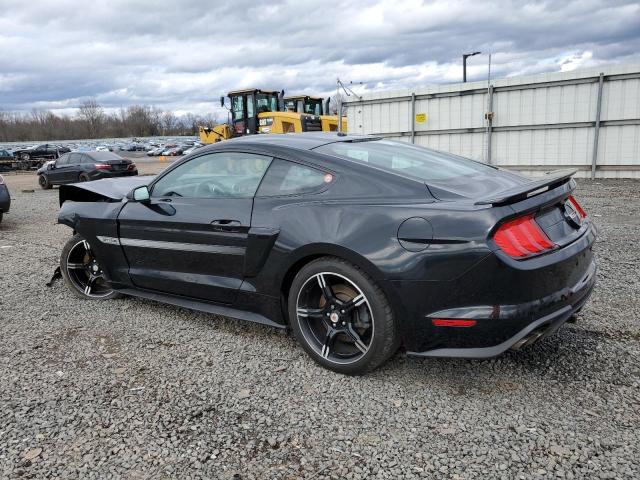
59;175;154;206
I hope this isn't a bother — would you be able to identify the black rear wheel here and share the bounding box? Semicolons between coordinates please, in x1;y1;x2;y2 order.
78;173;90;182
289;257;398;375
60;234;121;300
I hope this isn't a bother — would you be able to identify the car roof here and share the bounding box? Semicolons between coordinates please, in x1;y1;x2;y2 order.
220;132;381;151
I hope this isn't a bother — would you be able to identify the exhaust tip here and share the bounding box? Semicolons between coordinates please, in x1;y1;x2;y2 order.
510;328;547;351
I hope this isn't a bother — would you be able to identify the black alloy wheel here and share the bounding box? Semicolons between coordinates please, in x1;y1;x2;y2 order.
60;234;120;300
38;174;51;189
289;257;398;374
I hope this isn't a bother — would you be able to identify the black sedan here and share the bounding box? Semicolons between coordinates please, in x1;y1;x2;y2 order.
55;133;596;374
0;174;10;223
12;144;71;169
37;151;138;189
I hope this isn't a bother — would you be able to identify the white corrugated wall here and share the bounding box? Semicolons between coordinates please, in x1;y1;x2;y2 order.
345;64;640;178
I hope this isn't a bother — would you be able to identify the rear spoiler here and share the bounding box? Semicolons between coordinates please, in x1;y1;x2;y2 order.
474;169;577;206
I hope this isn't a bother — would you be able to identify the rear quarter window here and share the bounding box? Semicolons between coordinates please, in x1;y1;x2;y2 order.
257;159;331;197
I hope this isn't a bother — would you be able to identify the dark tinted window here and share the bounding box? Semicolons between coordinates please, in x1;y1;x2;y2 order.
257;159;331;197
56;153;70;165
68;153;82;164
81;155;93;164
315;139;496;182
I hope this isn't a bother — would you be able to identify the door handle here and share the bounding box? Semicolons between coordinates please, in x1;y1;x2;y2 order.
211;219;242;231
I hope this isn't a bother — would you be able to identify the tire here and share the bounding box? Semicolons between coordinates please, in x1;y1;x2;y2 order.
20;152;30;161
288;257;398;375
38;174;52;190
78;173;90;182
60;233;121;300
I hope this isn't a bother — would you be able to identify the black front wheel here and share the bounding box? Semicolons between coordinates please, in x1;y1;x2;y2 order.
289;257;399;375
60;234;121;300
38;174;52;190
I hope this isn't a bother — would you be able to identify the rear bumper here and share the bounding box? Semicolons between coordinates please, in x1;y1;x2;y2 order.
90;169;138;180
407;258;595;358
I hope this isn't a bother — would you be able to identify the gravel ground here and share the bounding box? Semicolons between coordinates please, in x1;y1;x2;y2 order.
0;169;639;479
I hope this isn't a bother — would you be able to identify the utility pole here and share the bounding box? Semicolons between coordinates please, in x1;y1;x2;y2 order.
463;51;481;82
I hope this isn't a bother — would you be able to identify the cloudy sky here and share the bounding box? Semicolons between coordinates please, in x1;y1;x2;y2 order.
0;0;639;117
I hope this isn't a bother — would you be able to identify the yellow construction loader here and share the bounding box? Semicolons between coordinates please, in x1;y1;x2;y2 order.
199;88;323;144
284;95;347;132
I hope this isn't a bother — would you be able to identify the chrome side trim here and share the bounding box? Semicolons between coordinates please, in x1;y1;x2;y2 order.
119;237;244;255
96;236;120;245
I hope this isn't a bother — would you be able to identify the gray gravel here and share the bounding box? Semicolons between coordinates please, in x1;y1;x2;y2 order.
0;173;639;479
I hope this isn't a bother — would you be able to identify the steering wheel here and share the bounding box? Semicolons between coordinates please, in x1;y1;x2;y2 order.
194;180;227;197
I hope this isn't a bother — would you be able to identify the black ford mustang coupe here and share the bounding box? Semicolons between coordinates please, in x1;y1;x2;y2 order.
56;133;596;374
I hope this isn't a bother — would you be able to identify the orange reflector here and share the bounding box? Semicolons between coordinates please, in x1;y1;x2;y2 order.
431;319;477;327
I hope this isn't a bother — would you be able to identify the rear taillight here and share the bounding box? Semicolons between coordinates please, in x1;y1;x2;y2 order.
94;163;112;170
568;195;587;218
493;214;555;258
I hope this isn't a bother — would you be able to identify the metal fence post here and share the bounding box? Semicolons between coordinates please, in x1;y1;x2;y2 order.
410;93;416;144
591;72;604;179
486;85;494;164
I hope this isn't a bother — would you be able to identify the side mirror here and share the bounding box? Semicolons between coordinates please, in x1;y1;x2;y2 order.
128;185;150;202
220;96;225;108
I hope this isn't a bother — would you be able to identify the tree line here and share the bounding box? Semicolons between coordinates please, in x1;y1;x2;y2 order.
0;100;223;142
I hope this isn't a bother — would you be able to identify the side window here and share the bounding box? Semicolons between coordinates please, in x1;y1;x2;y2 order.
81;155;93;164
56;153;70;165
151;152;272;199
68;153;81;164
257;159;332;197
247;94;255;119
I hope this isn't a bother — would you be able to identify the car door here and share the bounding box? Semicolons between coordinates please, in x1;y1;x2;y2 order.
47;153;71;183
117;151;273;304
64;153;83;182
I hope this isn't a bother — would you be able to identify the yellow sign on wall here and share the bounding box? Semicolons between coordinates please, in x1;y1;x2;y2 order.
415;113;428;123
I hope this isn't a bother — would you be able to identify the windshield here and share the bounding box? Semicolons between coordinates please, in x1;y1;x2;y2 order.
256;93;278;113
314;139;496;181
90;151;123;161
231;95;244;121
304;99;323;115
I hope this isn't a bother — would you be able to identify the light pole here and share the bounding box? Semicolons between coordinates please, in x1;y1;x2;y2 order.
463;51;481;82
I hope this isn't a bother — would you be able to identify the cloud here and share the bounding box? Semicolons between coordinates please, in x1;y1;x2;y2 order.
0;0;638;117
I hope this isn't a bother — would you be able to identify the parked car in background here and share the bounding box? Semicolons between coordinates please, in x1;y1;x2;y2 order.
10;144;71;170
146;146;165;156
163;147;183;156
96;146;111;152
0;149;14;171
0;174;10;223
121;143;146;152
36;151;138;189
182;143;203;155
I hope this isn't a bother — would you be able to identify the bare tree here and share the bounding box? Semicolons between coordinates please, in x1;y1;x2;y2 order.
78;99;105;137
162;111;176;135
